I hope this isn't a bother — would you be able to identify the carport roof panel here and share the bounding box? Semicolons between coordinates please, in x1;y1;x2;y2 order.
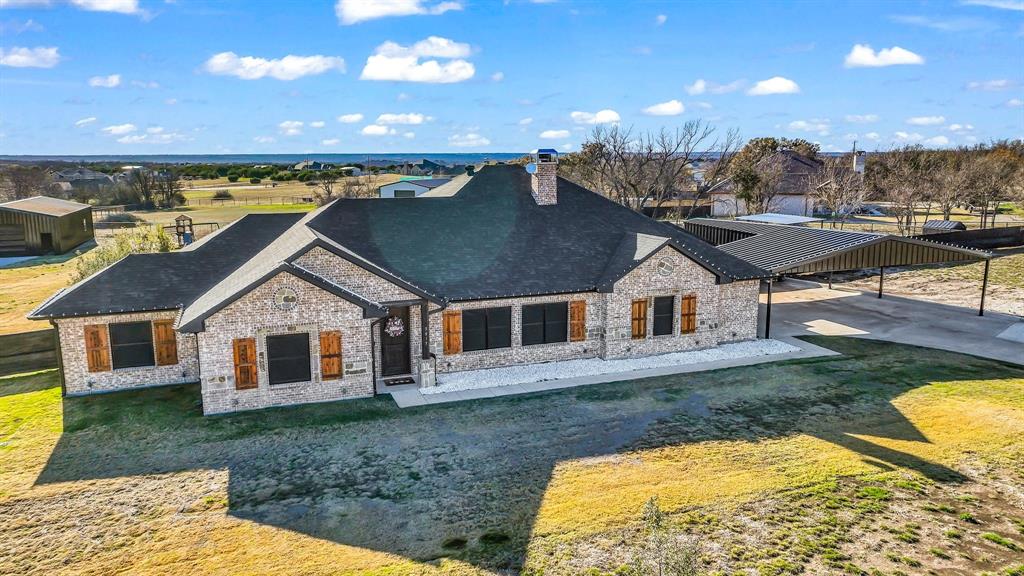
685;218;989;273
0;195;91;217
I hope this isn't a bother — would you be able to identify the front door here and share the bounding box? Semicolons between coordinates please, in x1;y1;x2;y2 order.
39;232;53;253
380;306;411;377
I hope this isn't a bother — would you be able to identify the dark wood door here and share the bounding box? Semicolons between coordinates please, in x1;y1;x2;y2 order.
380;306;411;377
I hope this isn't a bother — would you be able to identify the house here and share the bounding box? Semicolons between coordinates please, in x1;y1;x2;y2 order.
29;150;766;415
0;196;94;255
378;178;454;198
50;167;114;191
339;166;363;177
292;160;335;172
709;150;823;217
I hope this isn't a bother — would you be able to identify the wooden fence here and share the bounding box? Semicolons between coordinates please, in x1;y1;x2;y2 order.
0;329;57;376
184;196;316;207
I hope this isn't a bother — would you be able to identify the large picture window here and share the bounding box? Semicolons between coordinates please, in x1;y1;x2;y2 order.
109;321;155;369
266;333;311;385
652;296;675;336
462;307;512;352
522;302;568;346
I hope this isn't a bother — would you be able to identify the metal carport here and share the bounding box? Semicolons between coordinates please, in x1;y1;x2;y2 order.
683;219;993;337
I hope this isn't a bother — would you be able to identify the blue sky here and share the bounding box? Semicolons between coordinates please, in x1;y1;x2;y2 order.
0;0;1022;155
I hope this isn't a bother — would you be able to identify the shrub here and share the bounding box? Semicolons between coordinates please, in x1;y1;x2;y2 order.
212;190;233;200
249;177;261;184
227;175;239;183
100;212;142;223
72;226;173;282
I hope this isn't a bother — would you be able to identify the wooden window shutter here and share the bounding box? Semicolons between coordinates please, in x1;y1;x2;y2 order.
442;310;462;354
680;294;697;334
319;330;343;380
232;338;258;390
152;319;179;366
84;324;111;372
631;299;648;340
569;301;587;342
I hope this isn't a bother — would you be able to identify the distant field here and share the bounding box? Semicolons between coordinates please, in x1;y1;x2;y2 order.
182;174;404;201
131;203;316;226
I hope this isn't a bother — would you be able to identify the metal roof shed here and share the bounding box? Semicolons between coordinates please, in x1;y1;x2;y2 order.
682;218;994;336
0;196;94;256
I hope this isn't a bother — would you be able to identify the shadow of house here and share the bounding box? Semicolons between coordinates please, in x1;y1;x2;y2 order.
35;337;1019;571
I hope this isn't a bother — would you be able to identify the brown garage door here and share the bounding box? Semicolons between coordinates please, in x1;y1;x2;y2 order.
0;224;26;255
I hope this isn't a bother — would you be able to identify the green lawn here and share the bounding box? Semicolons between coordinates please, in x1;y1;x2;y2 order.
1;338;1022;576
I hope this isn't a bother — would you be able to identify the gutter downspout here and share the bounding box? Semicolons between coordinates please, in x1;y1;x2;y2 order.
49;320;66;396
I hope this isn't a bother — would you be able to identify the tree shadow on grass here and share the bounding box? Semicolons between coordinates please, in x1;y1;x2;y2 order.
33;337;1022;571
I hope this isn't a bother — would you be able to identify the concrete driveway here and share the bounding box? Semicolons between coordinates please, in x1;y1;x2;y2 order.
761;278;1024;365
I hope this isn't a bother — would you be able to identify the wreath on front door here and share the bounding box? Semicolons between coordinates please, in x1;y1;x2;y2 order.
385;316;405;338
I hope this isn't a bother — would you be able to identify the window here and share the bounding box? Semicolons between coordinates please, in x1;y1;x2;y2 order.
522;302;569;346
652;296;675;336
109;321;155;369
266;333;311;385
631;299;648;339
680;294;697;334
462;307;512;352
393;189;417;198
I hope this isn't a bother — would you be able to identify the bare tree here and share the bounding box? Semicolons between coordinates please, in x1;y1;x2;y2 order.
0;165;52;201
314;172;380;206
155;169;184;208
732;154;785;214
972;148;1020;228
126;169;159;207
866;146;937;235
809;155;864;224
559;121;738;216
313;171;341;205
934;150;978;220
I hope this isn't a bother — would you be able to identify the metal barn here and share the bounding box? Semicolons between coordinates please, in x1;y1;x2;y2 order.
0;196;94;256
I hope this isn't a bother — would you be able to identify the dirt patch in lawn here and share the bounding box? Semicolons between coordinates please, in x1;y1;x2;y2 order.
1;338;1023;575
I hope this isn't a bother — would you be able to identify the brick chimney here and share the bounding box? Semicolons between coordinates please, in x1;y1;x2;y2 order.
530;148;558;205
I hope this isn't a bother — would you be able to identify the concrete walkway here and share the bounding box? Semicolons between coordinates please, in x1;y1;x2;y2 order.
764;278;1024;365
384;336;839;408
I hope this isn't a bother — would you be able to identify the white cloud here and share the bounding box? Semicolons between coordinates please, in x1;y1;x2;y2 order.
518;117;534;126
337;113;364;123
309;121;326;128
788;118;831;135
101;123;136;135
540;129;570;139
403;131;415;139
0;19;44;34
397;92;412;101
165;98;178;105
888;14;994;32
203;52;345;81
923;135;951;146
0;46;59;68
1007;98;1024;107
361;124;397;136
74;116;97;127
844;44;924;68
965;79;1013;91
655;14;667;25
88;74;121;88
278;120;304;136
906;115;945;126
845;114;879;123
947;123;974;132
360;36;474;83
570;109;620;124
253;135;276;144
448;133;490;147
72;0;141;14
961;0;1023;10
130;79;159;89
146;126;164;134
491;71;504;82
747;76;800;95
864;132;881;141
117;131;188;145
335;0;463;25
685;78;743;95
894;131;924;142
642;99;685;116
321;138;340;146
376;112;430;125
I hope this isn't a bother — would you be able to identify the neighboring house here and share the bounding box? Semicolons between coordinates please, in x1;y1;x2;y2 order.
0;196;93;255
710;150;823;217
51;167;114;192
339;166;363;177
30;152;766;415
292;160;335;172
378;178;453;198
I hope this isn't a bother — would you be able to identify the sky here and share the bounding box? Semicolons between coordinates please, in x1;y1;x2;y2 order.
0;0;1022;155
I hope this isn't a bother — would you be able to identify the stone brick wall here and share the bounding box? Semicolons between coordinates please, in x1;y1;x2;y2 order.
55;310;199;395
198;272;374;415
530;162;558;205
293;246;418;303
716;279;760;342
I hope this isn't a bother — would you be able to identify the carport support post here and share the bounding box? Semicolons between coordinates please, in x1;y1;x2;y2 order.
979;259;989;317
878;266;885;299
828;271;833;290
764;278;773;339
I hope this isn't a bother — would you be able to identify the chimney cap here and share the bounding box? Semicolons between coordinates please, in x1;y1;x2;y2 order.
535;148;559;163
